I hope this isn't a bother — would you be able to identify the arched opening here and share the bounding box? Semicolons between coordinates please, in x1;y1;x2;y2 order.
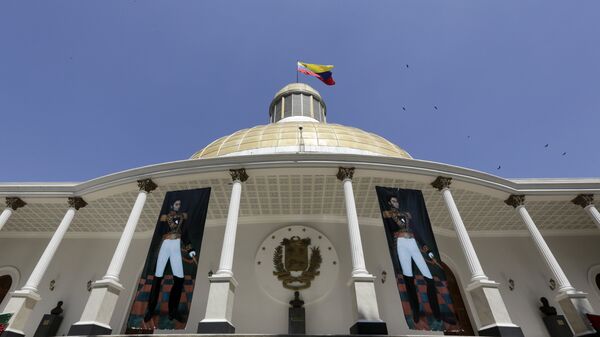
0;275;12;305
441;262;475;336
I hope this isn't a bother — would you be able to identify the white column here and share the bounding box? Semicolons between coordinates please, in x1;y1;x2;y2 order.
104;182;154;281
337;167;387;335
340;174;369;276
0;208;13;231
0;197;26;231
2;197;86;337
507;195;595;336
435;182;487;282
216;176;244;276
198;169;248;333
572;194;600;229
23;207;77;292
586;205;600;228
433;177;520;336
69;179;156;335
508;198;574;292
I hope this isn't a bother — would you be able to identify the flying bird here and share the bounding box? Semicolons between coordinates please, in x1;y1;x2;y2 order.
434;106;438;110
406;64;409;68
467;135;471;139
402;106;406;111
562;152;567;156
544;144;549;148
497;165;501;170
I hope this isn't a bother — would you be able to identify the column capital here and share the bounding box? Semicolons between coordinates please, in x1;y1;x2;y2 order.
229;168;248;182
68;197;88;210
6;197;26;210
571;194;594;208
336;167;355;181
431;176;452;190
505;194;525;208
137;178;158;193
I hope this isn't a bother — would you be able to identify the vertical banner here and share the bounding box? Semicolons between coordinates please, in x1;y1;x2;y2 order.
126;187;210;331
376;186;460;332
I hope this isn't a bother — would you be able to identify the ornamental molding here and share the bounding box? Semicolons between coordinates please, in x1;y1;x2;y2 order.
5;197;26;211
137;178;157;193
68;197;87;210
431;176;452;191
229;168;249;183
273;236;322;291
504;195;526;208
255;226;339;306
336;167;355;181
571;194;594;208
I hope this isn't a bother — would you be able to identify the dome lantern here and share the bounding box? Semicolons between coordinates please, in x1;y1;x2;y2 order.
269;83;326;124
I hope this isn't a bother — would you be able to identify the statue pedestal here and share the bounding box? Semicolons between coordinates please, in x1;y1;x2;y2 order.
289;307;305;334
542;315;573;337
33;315;63;337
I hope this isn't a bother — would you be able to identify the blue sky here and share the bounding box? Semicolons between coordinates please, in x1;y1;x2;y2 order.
1;1;598;181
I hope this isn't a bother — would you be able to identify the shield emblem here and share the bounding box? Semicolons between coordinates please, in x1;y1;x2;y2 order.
284;236;310;271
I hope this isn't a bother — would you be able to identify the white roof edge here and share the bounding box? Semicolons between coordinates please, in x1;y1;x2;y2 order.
0;153;598;197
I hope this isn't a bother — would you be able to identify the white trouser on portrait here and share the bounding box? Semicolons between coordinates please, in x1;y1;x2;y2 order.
396;237;432;278
145;238;187;323
156;238;184;278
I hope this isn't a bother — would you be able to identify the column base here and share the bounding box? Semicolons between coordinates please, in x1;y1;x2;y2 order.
1;289;41;337
467;279;519;330
67;323;112;336
1;330;25;337
556;291;597;336
349;321;388;335
67;278;124;336
197;320;236;333
197;274;238;334
478;324;525;337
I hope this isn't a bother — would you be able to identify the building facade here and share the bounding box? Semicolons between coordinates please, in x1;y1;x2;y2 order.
1;84;600;337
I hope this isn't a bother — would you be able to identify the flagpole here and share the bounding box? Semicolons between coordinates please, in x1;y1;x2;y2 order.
296;60;299;83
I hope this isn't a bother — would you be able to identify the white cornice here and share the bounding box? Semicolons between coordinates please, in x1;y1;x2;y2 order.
0;153;598;200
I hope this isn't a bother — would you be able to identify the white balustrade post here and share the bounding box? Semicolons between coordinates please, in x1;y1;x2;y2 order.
1;197;86;337
0;197;26;231
572;194;600;229
337;167;387;335
69;179;157;335
432;177;521;336
506;195;596;336
198;169;248;334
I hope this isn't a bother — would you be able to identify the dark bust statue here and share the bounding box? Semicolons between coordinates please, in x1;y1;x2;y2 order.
539;297;557;317
50;301;63;316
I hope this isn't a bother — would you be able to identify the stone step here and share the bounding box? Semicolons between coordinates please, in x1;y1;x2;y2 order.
67;335;478;337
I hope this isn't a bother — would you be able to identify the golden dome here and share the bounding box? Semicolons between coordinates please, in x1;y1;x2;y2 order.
190;121;411;159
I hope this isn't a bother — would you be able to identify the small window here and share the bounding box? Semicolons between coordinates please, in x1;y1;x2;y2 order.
292;94;302;116
313;100;322;122
284;96;292;117
302;95;311;118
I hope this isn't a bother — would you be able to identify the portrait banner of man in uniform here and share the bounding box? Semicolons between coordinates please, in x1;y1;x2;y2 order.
376;186;460;332
126;187;210;331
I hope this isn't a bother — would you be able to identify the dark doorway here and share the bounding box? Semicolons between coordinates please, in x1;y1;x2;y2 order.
0;275;12;305
441;262;475;336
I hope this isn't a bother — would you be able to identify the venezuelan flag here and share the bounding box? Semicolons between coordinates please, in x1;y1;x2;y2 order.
297;61;335;86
